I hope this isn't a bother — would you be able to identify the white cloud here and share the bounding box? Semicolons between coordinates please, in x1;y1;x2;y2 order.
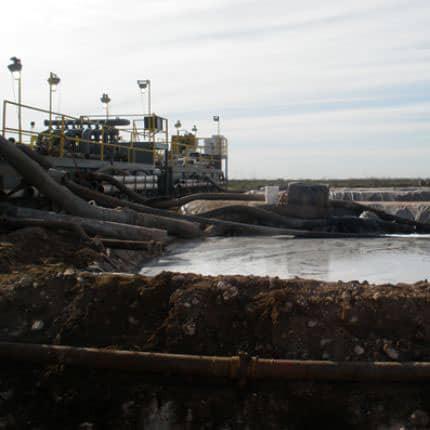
1;0;430;178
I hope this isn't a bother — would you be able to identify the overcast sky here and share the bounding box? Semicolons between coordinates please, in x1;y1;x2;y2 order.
1;0;430;178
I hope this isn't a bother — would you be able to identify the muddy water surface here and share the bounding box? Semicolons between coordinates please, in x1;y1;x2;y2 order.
141;236;430;283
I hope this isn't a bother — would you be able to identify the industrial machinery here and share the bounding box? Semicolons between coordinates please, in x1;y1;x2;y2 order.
0;100;228;198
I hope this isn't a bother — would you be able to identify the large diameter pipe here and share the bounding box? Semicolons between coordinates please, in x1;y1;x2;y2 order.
1;342;430;383
67;183;382;239
1;204;167;242
149;193;265;209
0;136;170;238
87;172;153;206
331;199;430;232
66;181;201;239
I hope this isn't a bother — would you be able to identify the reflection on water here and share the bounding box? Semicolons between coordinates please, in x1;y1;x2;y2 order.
140;236;430;283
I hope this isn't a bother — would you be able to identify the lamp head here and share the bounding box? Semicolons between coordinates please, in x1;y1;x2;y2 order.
100;93;111;104
7;57;22;79
137;80;150;93
47;72;61;90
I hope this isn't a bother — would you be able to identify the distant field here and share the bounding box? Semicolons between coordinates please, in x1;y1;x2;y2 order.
227;178;430;191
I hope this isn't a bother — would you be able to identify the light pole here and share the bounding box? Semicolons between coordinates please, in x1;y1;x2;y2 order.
213;115;225;178
100;93;111;120
137;80;151;115
192;125;198;136
47;72;60;129
7;57;23;143
174;120;182;136
30;121;36;147
100;93;111;161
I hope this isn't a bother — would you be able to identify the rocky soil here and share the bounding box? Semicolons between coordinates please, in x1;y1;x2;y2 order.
0;227;430;429
3;269;430;361
0;226;159;275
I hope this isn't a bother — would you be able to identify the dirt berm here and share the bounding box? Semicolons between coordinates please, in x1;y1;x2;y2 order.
1;228;430;429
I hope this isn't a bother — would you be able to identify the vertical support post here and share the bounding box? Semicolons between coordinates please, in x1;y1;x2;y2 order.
151;114;155;165
148;81;151;116
100;125;104;161
165;119;169;168
130;121;137;163
59;116;65;157
225;144;229;184
47;72;60;130
18;75;22;143
48;75;53;129
104;102;109;161
218;128;221;174
2;100;6;137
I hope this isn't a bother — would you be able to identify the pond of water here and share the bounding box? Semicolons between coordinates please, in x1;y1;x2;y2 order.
140;236;430;284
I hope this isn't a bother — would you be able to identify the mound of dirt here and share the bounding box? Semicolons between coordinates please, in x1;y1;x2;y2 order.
1;271;429;362
1;271;430;428
0;227;158;274
0;227;100;273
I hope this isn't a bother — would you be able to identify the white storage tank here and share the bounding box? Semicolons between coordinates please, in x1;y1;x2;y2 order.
265;186;279;205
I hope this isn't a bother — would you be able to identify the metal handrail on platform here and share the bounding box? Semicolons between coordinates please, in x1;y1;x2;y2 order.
1;100;168;164
1;100;228;177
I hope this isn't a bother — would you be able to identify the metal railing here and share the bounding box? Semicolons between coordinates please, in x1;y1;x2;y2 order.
168;135;228;169
1;100;228;177
1;100;168;165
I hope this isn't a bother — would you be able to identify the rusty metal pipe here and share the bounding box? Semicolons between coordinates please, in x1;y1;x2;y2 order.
0;342;238;379
2;342;430;382
253;359;430;382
